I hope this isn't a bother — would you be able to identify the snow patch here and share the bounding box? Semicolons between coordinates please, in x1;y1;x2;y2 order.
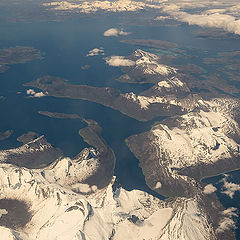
27;89;46;98
0;209;8;218
155;181;162;189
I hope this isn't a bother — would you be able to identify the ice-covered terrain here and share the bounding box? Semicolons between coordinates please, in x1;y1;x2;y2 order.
151;98;240;169
0;158;218;240
42;0;161;13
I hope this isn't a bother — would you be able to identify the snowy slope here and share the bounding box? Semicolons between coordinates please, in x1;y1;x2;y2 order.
0;157;216;240
151;99;240;168
133;49;178;76
42;0;162;13
120;49;181;84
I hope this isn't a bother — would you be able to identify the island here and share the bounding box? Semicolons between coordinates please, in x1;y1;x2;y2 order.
0;130;13;141
120;39;178;50
38;111;81;120
196;29;240;39
0;46;43;73
81;64;90;70
24;75;186;122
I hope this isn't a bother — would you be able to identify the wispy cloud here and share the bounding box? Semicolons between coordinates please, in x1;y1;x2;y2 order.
104;28;130;37
86;48;104;57
105;56;135;67
203;184;217;194
176;12;240;35
71;183;98;193
216;207;238;233
221;177;240;199
161;2;240;35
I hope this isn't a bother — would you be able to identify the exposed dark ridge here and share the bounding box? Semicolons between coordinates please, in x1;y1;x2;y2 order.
0;198;32;230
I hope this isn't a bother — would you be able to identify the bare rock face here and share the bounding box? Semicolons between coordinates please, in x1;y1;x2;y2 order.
0;136;62;169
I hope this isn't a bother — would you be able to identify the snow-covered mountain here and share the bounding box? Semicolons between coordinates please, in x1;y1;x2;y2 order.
42;0;161;14
133;49;178;77
120;50;204;112
126;97;240;198
0;158;217;240
119;49;181;84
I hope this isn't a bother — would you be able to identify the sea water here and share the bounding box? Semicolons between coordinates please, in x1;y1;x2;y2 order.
0;15;240;230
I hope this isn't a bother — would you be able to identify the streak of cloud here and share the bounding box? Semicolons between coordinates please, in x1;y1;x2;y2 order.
105;56;135;67
104;28;130;37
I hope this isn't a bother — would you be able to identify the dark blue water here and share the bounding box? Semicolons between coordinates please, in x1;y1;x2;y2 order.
0;16;240;205
0;16;166;198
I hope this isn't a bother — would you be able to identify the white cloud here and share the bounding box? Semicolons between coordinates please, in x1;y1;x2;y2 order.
179;13;240;35
222;207;238;218
203;184;217;194
26;89;46;98
203;9;226;15
71;183;91;193
71;183;98;193
162;3;240;35
86;48;104;57
162;3;180;12
104;28;130;37
221;178;240;199
216;207;238;233
91;185;98;191
42;0;240;36
217;217;236;233
105;56;135;67
154;15;171;21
